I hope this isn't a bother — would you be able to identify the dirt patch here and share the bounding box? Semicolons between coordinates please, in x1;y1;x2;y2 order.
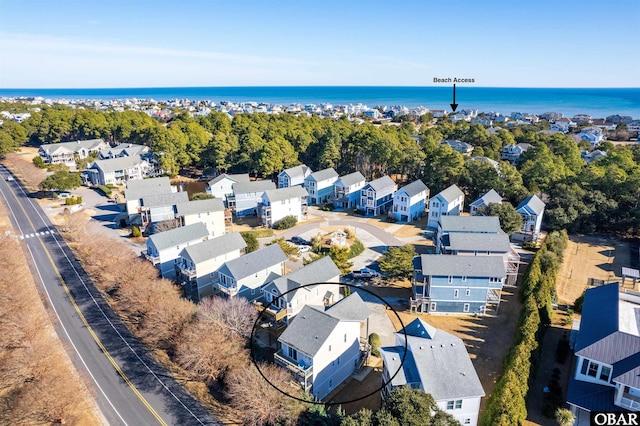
392;216;430;238
325;358;384;415
2;148;48;192
556;234;633;305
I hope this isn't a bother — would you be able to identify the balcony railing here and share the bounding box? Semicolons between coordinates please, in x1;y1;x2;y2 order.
177;264;198;279
619;394;640;410
217;283;239;297
142;250;160;265
254;300;289;322
274;351;313;389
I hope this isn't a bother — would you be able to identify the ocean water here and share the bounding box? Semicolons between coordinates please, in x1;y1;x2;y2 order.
1;87;639;119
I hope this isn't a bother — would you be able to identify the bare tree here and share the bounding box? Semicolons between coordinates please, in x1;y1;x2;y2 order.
199;296;258;339
153;218;181;233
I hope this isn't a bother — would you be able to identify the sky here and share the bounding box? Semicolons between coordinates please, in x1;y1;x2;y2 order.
0;0;639;88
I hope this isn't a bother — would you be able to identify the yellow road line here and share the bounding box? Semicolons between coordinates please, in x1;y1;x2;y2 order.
7;187;167;426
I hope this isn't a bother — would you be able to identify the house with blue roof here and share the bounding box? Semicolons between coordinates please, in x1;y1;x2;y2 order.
567;283;640;423
411;254;506;315
380;318;485;426
333;172;366;209
359;175;397;216
304;168;339;205
391;179;429;222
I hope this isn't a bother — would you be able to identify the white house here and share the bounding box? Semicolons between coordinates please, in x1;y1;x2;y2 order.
83;154;153;186
175;198;226;237
258;256;341;324
278;164;313;188
144;222;209;279
38;139;109;166
98;143;150;160
567;283;640;423
515;194;545;238
442;139;473;155
304;168;339;205
469;189;502;216
380;318;485;426
258;186;309;228
427;184;465;229
216;244;287;301
175;232;247;302
500;143;532;165
228;180;276;217
577;127;604;147
359;175;397;216
391;179;429;222
125;176;175;216
206;173;250;201
581;149;608;163
333;172;366;209
275;293;372;400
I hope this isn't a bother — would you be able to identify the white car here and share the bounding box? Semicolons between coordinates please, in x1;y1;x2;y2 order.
296;244;311;253
5;175;14;181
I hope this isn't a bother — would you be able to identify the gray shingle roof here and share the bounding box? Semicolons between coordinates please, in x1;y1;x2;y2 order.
439;215;502;233
397;179;428;197
180;232;247;265
307;168;338;182
436;184;464;203
142;191;189;208
335;172;365;187
516;194;545;215
445;233;512;253
278;305;340;357
207;173;250;187
148;222;209;251
263;186;308;203
470;189;503;208
126;176;173;201
418;254;505;278
232;180;276;194
217;244;286;280
40;139;107;154
366;175;396;192
91;154;147;173
280;165;312;180
325;292;371;322
381;318;485;400
175;198;225;216
262;256;340;301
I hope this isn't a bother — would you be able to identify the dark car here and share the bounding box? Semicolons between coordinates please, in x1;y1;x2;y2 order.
289;236;310;245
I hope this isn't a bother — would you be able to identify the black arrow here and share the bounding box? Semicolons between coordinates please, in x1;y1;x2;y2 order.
450;84;458;112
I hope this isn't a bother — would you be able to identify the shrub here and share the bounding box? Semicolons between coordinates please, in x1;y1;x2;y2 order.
523;241;538;250
320;203;334;211
32;156;46;168
349;239;365;258
368;333;381;357
247;229;274;238
573;291;585;313
97;185;112;197
272;215;297;230
65;196;82;206
240;232;259;253
131;226;142;238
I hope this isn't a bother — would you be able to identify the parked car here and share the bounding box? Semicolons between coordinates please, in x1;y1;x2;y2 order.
296;244;311;254
352;268;380;279
57;192;72;199
5;175;14;181
289;236;310;245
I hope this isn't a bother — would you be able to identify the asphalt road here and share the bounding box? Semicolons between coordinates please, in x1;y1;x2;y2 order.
0;165;220;426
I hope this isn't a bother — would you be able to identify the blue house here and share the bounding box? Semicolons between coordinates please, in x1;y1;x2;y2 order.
333;172;366;209
278;164;312;188
304;168;339;205
516;194;545;238
391;179;429;222
411;254;506;315
359;175;397;216
228;180;276;217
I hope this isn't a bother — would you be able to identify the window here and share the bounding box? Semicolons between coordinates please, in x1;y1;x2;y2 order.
448;276;453;283
454;289;459;298
489;277;502;283
466;288;471;296
447;401;454;410
430;302;437;312
455;400;462;409
288;346;297;360
344;333;347;343
600;366;611;382
464;419;471;425
329;379;333;389
588;362;598;377
328;345;332;352
580;359;589;375
463;303;470;313
462;276;467;282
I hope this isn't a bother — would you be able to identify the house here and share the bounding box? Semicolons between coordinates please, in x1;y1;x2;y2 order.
358;175;397;216
216;244;287;301
500;143;532;165
38;139;109;166
391;179;429;222
227;180;277;217
274;293;372;400
440;232;520;285
333;172;366;209
83;154;153;186
175;232;247;302
175;198;226;237
442;139;473;155
304;168;339;205
467;156;500;172
278;165;313;188
144;222;209;279
380;318;485;426
581;149;608;163
567;283;640;423
125;176;175;216
469;189;502;216
205;173;250;202
257;256;341;324
515;194;545;238
436;215;502;253
98;143;150;160
258;186;309;228
411;254;506;315
576;127;604;147
427;184;465;229
139;191;190;233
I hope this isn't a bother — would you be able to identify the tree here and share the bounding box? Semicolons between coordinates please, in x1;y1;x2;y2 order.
190;192;214;201
555;408;575;426
267;237;299;261
378;245;416;280
328;245;353;275
272;215;297;230
39;170;82;192
240;231;259;253
479;202;523;235
381;387;460;426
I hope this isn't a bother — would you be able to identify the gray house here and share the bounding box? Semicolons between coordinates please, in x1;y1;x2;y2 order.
278;165;313;188
228;180;277;217
436;215;502;253
469;189;502;216
144;222;209;279
411;254;506;315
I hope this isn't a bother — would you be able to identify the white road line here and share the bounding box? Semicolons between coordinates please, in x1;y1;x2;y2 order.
29;233;34;238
